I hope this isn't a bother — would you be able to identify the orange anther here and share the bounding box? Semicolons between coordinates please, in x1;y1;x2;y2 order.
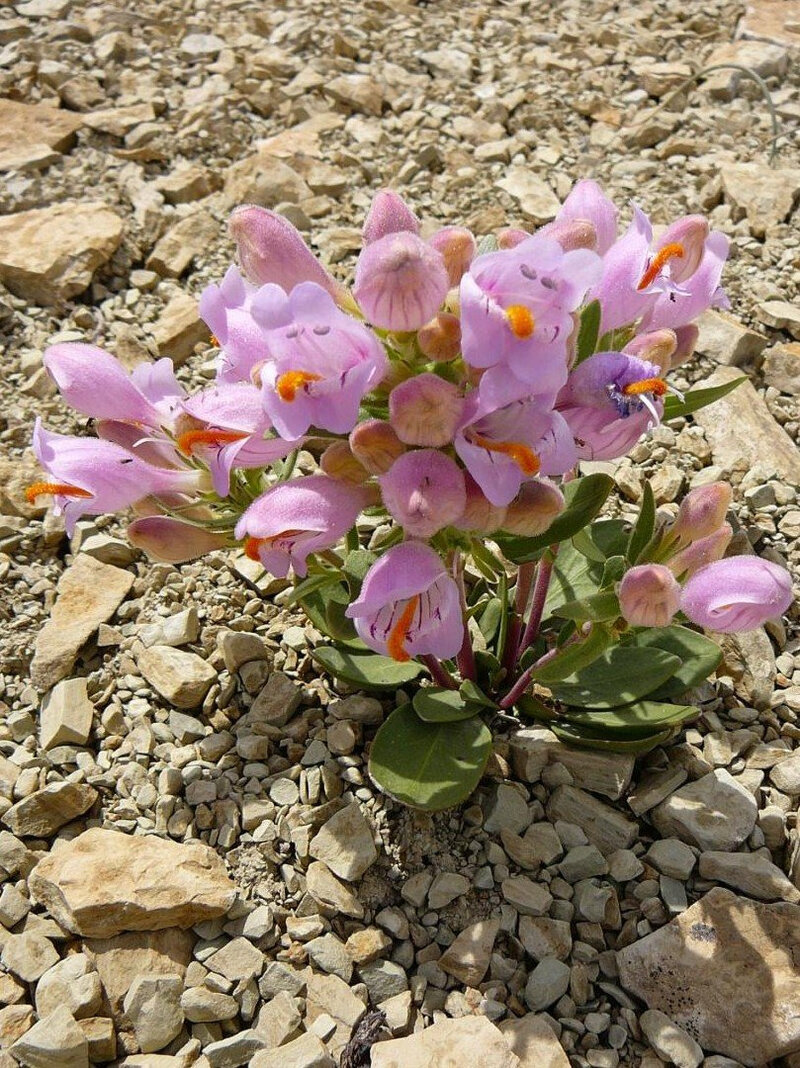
176;428;249;456
25;482;92;504
622;377;668;397
244;536;263;561
276;370;323;402
505;304;535;339
638;242;684;291
387;594;420;663
471;434;541;476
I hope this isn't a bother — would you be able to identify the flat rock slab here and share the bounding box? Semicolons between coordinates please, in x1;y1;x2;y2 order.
495;167;560;225
692;366;800;486
0;200;123;305
0;98;83;158
617;887;800;1066
510;728;634;800
31;555;134;691
3;782;97;838
371;1014;521;1068
29;827;235;937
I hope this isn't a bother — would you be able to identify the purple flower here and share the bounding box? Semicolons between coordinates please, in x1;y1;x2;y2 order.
349;419;406;475
127;516;228;563
642;231;730;332
354;231;449;331
680;556;793;633
503;479;565;536
179;382;302;495
455;393;576;507
459;233;602;407
587;206;658;335
379;449;466;538
234;475;366;579
548;179;619;255
668;523;732;578
198;265;269;385
43;343;184;428
619;564;681;628
669;482;731;546
389;373;463;447
362;190;420;244
556;352;667;461
345;541;462;662
28;419;202;536
453;473;507;534
251;282;387;439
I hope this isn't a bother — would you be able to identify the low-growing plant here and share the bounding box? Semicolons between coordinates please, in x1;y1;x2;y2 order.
27;181;793;811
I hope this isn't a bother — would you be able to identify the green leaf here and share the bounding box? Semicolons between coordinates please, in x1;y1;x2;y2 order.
343;549;377;594
550;646;682;708
663;377;745;420
545;543;604;615
478;598;503;642
516;693;558;722
413;688;480;723
298;588;365;649
574;299;602;367
531;624;613;685
627;481;655;564
310;646;424;690
630;626;722;699
496;474;614;564
561;698;699;735
573;519;629;562
600;555;626;587
287;572;341;606
368;703;492;810
552;590;620;624
550;720;674;754
459;679;496;709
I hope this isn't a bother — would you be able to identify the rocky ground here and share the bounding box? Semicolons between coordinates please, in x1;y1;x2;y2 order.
0;0;799;1066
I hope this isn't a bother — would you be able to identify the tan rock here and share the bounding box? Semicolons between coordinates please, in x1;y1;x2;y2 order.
0;99;82;166
39;677;94;750
83;104;156;137
325;73;384;116
693;366;800;485
498;1014;570;1068
720;162;800;238
0;143;60;172
438;918;499;986
496;168;561;225
371;1015;520;1068
146;211;218;278
763;342;800;394
306;861;364;919
3;782;98;838
85;928;194;1024
137;645;216;709
251;1033;335;1068
155;163;216;204
510;728;634;800
31;554;134;691
617;887;800;1066
757;299;800;339
0;1003;35;1046
76;1017;116;1063
546;785;638;854
0;201;123;305
10;1004;88;1068
148;293;209;365
308;803;377;882
739;0;800;47
29;827;235;937
257;112;344;159
695;309;767;367
223;152;311;209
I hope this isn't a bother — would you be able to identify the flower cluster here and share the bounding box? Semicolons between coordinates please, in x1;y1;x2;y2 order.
28;180;791;697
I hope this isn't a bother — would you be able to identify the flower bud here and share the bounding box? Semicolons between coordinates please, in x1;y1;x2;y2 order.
545;218;598;252
379;449;466;538
655;215;709;283
417;312;462;362
127;516;228;563
362;190;420;244
349;419;406;475
668;522;732;578
670;324;699;369
681;556;792;633
502;479;565;536
427;227;476;286
453;473;507;534
354;232;449;331
497;227;528;249
619;564;681;628
320;441;369;484
624;330;677;374
670;482;732;546
389;373;463;447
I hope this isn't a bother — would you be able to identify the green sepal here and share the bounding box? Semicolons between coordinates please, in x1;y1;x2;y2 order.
574;299;602;367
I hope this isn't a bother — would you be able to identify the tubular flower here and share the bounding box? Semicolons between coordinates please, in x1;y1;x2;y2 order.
198;265;269;384
179;382;301;496
668;482;732;547
346;541;462;661
453;473;507;534
362;190;420;244
681;556;793;633
587;206;661;335
548;178;618;255
349;419;406;475
354;230;450;332
43;343;185;429
642;231;730;331
127;516;229;563
556;351;668;461
668;523;732;578
503;479;565;536
29;420;202;536
623;330;677;374
379;449;466;538
619;564;682;628
455;393;576;508
319;441;369;484
427;227;477;286
417;312;462;362
251;282;387;439
388;373;463;447
234;475;366;579
459;233;602;407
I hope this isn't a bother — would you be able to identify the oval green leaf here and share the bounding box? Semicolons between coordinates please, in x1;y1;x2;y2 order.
630;625;722;699
561;699;699;735
369;703;493;811
311;646;423;690
531;624;613;685
413;688;479;723
551;720;674;754
550;646;682;708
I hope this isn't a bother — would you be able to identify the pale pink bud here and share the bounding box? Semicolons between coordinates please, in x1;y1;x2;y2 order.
498;228;529;249
389;373;463;448
354;232;449;331
624;330;677;374
380;449;466;538
670;324;699;369
668;522;732;578
427;227;476;286
502;479;565;536
127;516;228;564
320;441;369;484
619;564;681;628
362;190;420;244
655;215;710;283
349;419;406;475
453;473;507;534
670;482;732;546
417;313;462;362
545;218;598;252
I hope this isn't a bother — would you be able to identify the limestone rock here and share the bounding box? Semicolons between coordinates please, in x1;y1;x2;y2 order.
123;974;184;1053
717;629;776;710
306;861;364;919
1;931;59;982
83;103;156;137
309;803;377;881
0;99;82;172
137;645;216;709
29;827;235;936
693;367;800;485
146;211;218;278
763;342;800;394
617;888;800;1066
325;74;384;115
496;168;560;225
223;152;311;209
546;785;638;854
651;769;757;851
698;850;800;902
720;162;800;237
438;918;499;986
31;555;134;690
510;728;634;799
251;1033;335;1068
498;1014;570;1068
0;201;123;305
149;293;209;366
371;1015;520;1068
695;310;767;367
35;954;103;1019
10;1004;88;1068
3;782;97;838
757;299;800;339
640;1010;703;1068
739;0;800;47
39;677;94;749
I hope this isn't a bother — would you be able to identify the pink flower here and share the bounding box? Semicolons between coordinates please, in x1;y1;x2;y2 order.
503;480;565;536
669;482;731;546
379;449;466;538
680;557;793;633
251;282;387;439
389;373;463;447
619;564;682;628
362;190;420;244
349;419;406;475
668;523;732;578
198;265;269;384
345;541;462;661
642;231;730;332
234;475;366;579
354;231;449;331
427;226;476;286
549;179;618;255
127;516;228;563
